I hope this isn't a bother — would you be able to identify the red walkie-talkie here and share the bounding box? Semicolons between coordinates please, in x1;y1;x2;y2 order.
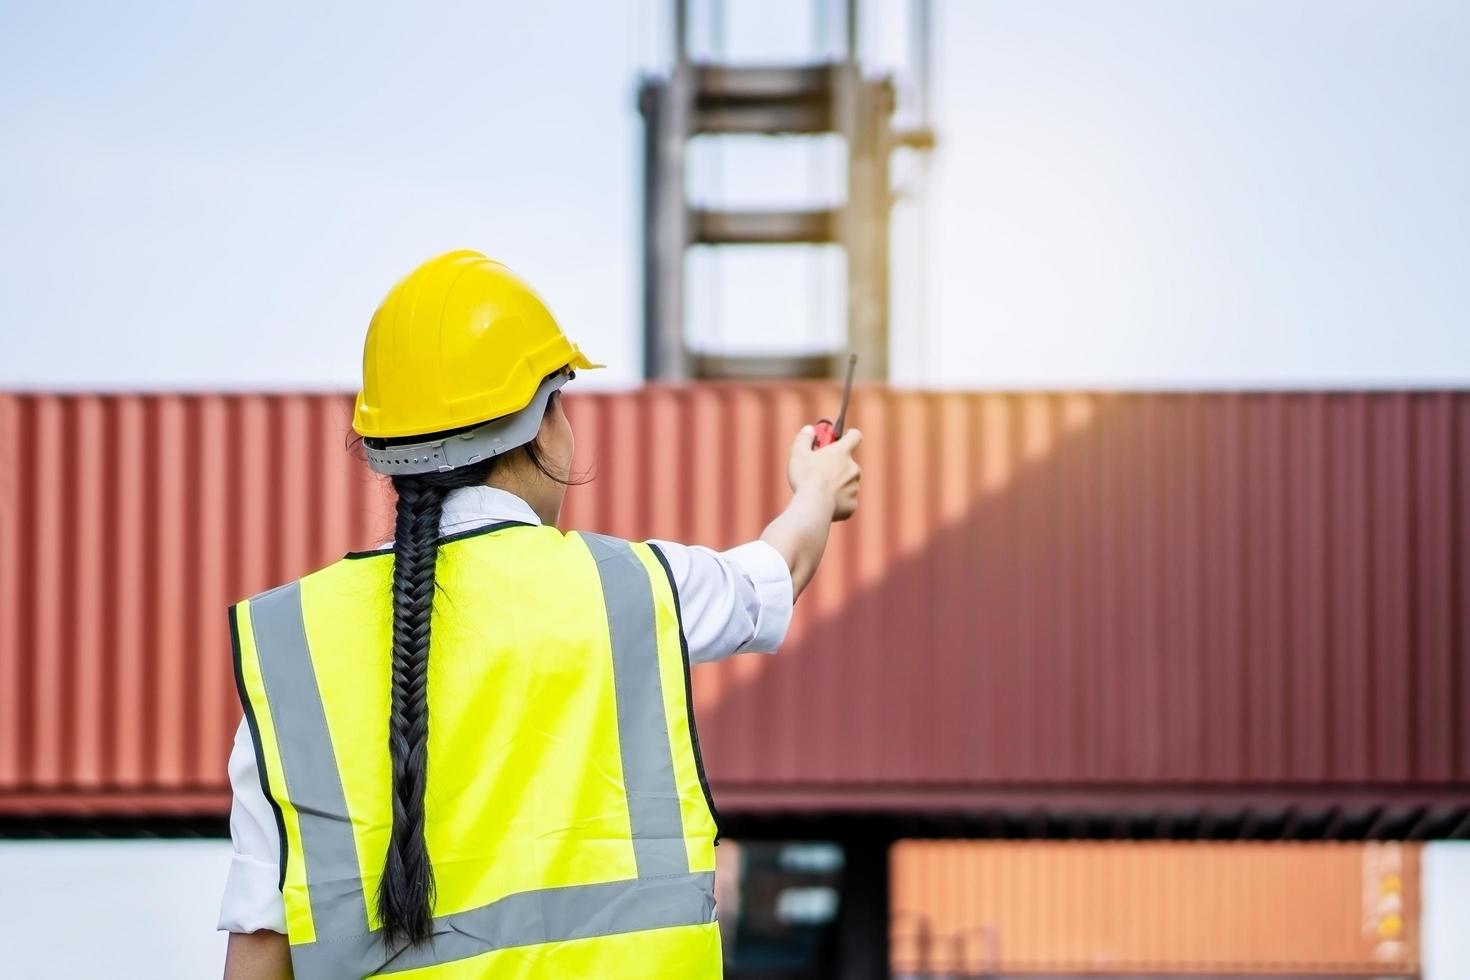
812;353;857;449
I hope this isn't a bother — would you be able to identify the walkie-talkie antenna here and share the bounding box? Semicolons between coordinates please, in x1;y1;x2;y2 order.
834;353;857;439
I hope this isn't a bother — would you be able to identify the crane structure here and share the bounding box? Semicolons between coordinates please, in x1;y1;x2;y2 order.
639;0;933;382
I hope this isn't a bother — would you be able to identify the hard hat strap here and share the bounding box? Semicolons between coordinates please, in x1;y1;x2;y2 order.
363;370;571;476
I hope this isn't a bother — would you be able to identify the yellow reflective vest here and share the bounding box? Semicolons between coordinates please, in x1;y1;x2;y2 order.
231;522;722;978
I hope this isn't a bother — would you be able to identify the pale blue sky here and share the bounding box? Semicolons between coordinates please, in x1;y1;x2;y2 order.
1;0;1466;390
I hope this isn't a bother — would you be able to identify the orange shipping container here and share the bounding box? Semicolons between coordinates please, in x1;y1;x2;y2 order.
890;841;1420;975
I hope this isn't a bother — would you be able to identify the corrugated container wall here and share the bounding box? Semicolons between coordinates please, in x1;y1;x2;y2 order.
2;388;1468;816
890;840;1420;975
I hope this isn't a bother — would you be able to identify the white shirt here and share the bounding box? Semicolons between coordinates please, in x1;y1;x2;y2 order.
219;485;793;934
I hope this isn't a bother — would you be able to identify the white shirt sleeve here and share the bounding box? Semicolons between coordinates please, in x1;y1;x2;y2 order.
218;720;287;934
646;539;794;664
217;538;793;934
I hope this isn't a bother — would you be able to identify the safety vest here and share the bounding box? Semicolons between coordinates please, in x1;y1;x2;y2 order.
231;522;723;978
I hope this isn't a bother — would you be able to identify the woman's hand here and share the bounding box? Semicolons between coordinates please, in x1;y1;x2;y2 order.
786;425;863;521
762;425;864;599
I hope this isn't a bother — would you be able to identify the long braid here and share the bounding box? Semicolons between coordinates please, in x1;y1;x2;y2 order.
378;463;493;947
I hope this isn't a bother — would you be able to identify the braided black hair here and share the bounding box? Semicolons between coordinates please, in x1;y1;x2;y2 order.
378;460;494;947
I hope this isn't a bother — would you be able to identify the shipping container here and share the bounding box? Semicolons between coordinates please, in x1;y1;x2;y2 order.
890;840;1419;975
1421;842;1470;977
2;389;1468;826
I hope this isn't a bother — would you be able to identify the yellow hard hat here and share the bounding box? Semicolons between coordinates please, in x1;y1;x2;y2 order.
353;250;599;441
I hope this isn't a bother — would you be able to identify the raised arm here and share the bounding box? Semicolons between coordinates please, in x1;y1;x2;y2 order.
760;426;862;599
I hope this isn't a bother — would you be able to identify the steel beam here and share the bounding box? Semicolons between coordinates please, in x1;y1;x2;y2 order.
691;208;839;245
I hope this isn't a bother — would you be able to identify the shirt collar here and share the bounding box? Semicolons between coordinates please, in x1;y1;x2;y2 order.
439;485;543;530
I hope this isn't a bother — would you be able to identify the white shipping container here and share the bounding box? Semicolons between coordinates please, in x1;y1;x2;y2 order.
1423;842;1470;980
0;840;230;978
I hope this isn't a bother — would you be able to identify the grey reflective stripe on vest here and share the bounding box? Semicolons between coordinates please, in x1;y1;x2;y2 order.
248;581;368;941
581;532;689;878
246;536;712;978
292;871;716;977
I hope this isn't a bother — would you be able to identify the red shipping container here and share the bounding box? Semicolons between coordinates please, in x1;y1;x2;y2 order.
1;388;1468;821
